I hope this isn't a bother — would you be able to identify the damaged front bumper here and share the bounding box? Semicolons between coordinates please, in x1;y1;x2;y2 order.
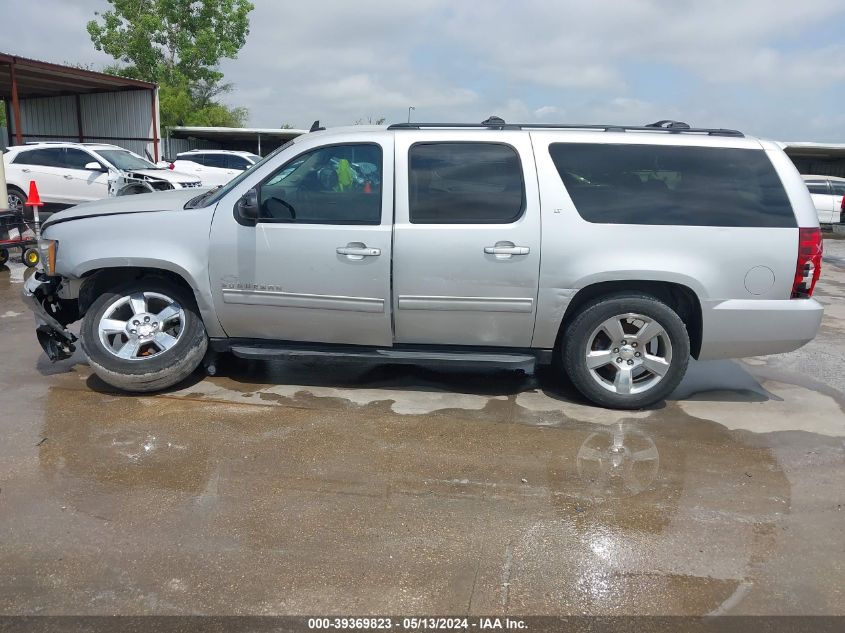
22;273;78;361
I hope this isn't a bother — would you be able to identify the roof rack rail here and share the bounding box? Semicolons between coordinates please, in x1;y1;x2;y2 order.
387;116;744;137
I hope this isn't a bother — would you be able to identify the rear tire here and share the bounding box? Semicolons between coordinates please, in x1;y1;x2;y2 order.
0;249;8;266
561;293;690;409
80;278;208;392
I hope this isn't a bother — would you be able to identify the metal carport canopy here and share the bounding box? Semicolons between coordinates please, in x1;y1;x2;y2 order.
168;126;307;155
0;53;159;158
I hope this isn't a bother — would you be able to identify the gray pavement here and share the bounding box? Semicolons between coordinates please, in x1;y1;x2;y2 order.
0;240;843;616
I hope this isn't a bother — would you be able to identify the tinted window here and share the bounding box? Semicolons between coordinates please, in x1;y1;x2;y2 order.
258;143;382;225
227;155;251;170
806;181;830;195
13;148;64;167
64;148;96;170
409;143;524;224
549;143;796;228
177;153;203;164
203;154;228;168
830;182;845;196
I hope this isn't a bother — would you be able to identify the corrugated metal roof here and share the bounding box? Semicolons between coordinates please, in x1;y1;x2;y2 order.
0;52;155;98
170;126;307;141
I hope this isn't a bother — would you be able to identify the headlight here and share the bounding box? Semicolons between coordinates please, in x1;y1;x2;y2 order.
39;239;58;275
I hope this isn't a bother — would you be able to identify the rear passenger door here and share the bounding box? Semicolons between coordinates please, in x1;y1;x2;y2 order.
11;148;68;203
805;180;834;223
392;133;541;347
829;181;845;223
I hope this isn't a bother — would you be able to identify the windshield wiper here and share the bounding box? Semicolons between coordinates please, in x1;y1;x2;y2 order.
185;186;222;209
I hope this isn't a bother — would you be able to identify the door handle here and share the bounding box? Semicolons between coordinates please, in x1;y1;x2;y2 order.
22;168;30;173
484;242;530;258
337;243;381;260
63;174;73;180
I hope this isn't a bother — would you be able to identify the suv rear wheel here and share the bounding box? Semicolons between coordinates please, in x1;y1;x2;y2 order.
80;278;208;392
7;186;26;213
561;293;690;409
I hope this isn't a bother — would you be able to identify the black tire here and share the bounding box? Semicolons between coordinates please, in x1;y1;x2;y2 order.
80;278;208;392
0;249;8;265
561;293;690;410
117;185;151;196
22;247;39;267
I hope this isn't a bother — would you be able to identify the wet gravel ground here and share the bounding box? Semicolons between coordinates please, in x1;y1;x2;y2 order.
0;240;843;616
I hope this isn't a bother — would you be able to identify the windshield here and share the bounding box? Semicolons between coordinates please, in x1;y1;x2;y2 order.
185;141;294;209
245;154;262;164
95;149;157;171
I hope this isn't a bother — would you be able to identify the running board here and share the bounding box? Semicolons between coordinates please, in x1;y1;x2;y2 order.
223;342;539;371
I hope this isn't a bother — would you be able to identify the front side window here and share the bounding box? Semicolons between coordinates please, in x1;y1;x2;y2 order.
64;148;97;170
257;143;382;225
408;142;525;224
549;143;795;228
227;155;252;170
806;181;831;195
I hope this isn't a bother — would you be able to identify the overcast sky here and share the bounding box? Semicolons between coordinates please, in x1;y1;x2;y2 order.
3;0;845;141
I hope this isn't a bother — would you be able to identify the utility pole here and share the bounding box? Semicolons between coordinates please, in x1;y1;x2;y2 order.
407;106;415;123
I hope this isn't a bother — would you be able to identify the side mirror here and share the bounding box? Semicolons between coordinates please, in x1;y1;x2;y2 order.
236;187;260;224
84;161;105;172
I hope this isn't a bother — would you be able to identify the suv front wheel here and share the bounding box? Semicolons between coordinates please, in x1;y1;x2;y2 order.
562;293;690;409
81;278;208;392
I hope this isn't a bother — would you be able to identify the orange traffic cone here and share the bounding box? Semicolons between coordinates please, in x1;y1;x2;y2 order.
363;181;372;194
25;181;44;207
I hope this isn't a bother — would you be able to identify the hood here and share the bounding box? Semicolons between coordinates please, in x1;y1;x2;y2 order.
125;168;200;183
42;188;210;228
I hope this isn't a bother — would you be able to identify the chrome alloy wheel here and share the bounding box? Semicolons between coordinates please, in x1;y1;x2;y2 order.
584;312;673;395
98;291;185;361
8;191;25;212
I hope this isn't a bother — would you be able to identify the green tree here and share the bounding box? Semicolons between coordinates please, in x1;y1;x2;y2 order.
88;0;254;126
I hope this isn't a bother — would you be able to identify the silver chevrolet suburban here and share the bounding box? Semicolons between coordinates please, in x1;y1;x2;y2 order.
22;118;824;409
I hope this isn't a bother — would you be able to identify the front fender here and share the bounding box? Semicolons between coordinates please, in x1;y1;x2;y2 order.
45;208;224;338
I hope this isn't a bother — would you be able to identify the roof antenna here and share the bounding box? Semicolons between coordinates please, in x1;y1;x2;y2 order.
309;120;325;132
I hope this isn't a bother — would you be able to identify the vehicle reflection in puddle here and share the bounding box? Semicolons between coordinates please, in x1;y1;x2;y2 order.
576;423;659;500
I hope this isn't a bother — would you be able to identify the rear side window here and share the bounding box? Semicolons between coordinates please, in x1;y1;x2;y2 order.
13;148;64;167
203;154;228;168
806;181;831;195
549;143;796;228
830;182;845;196
409;142;525;224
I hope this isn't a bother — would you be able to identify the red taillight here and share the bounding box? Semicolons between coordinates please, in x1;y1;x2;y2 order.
791;227;822;299
840;195;845;212
168;162;175;170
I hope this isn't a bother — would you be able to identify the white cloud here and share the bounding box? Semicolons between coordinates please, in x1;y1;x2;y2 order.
3;0;845;140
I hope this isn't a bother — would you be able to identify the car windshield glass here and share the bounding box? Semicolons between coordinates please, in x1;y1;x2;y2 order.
95;149;157;170
186;141;294;209
245;154;262;163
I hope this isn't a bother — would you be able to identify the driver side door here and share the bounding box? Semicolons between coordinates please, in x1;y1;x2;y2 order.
208;138;394;346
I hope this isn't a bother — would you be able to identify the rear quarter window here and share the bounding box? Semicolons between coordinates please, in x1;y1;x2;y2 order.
549;143;796;228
